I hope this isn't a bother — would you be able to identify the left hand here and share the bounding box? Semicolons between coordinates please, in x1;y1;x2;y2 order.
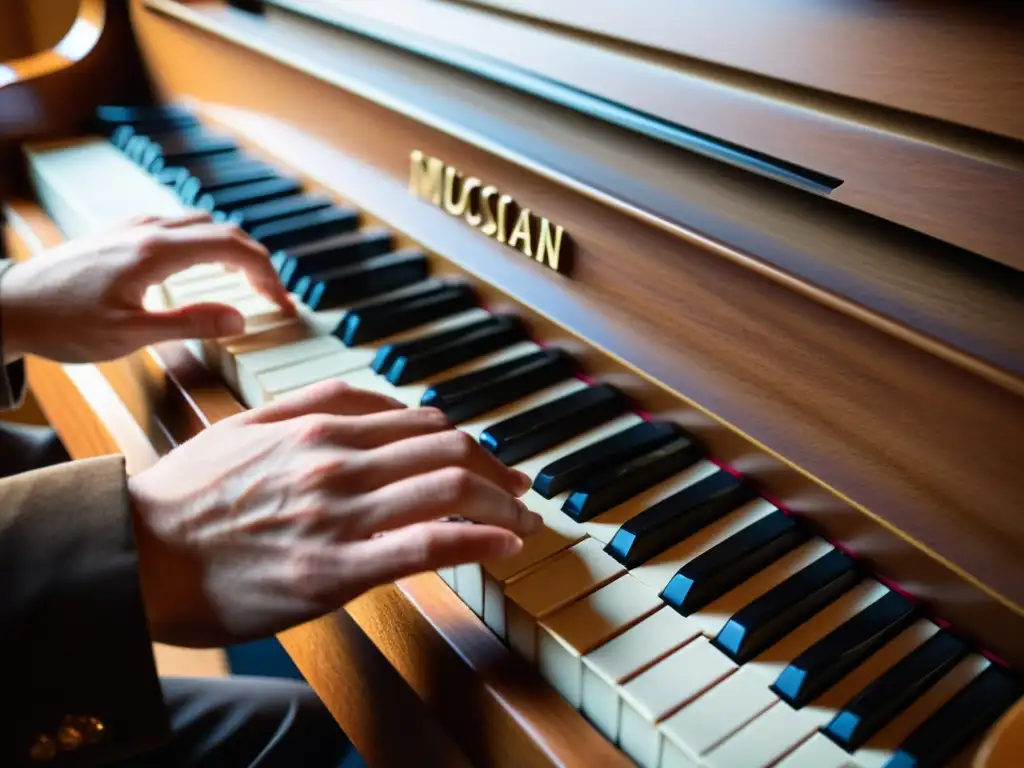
0;213;293;363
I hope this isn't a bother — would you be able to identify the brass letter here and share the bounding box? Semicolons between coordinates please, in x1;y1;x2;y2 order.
536;219;564;272
409;150;443;206
460;177;483;223
443;167;466;216
508;207;534;257
477;186;499;235
496;194;513;244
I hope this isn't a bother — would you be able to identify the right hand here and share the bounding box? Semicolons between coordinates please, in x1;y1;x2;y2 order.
127;379;541;648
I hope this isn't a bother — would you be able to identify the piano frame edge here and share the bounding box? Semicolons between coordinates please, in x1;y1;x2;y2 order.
1;199;633;768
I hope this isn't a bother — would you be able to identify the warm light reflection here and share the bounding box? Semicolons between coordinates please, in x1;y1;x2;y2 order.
0;65;17;89
53;17;102;61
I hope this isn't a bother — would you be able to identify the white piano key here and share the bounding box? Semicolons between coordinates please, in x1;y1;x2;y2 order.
629;498;777;590
536;574;663;707
852;654;991;768
658;667;779;761
581;608;702;743
502;538;625;662
216;321;313;390
581;459;720;545
685;538;835;640
437;566;458;591
235;335;345;405
618;637;737;768
775;732;859;768
232;293;293;330
255;348;370;405
163;262;227;287
657;742;700;768
164;271;252;306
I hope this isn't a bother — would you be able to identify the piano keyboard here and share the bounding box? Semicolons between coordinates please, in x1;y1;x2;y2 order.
26;104;1022;768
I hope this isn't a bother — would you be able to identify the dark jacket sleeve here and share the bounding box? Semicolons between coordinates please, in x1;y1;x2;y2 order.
0;263;171;765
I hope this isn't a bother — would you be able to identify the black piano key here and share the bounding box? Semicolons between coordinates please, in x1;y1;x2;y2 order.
248;207;361;253
299;249;429;310
371;313;489;374
154;153;253;187
139;132;239;171
881;663;1021;768
605;469;757;569
419;348;574;423
659;508;807;615
773;589;918;709
96;105;199;137
224;194;334;232
278;229;393;290
713;548;861;664
479;383;628;466
562;433;703;523
823;630;970;752
177;162;280;201
340;283;477;347
194;177;305;213
385;315;527;386
533;421;681;500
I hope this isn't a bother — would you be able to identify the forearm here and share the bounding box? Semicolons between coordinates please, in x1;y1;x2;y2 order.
0;259;26;365
0;457;170;766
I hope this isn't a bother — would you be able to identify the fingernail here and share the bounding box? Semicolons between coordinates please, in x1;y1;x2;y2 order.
498;535;523;557
510;469;532;495
218;313;245;337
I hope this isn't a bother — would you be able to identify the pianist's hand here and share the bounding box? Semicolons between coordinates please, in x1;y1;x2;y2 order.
127;378;543;648
0;213;292;364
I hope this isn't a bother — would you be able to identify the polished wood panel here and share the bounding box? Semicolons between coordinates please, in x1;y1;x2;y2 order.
465;0;1024;141
119;2;1024;668
271;0;1024;272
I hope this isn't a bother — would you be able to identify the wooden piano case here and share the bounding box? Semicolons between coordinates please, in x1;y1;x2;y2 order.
3;1;1023;765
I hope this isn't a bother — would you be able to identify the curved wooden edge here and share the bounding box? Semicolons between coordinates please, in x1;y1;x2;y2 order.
6;198;630;767
1;0;106;86
976;696;1024;768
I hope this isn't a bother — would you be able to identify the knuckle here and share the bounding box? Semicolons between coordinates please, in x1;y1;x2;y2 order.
408;527;447;567
293;414;336;447
318;379;353;399
135;232;166;262
285;548;330;602
434;466;476;502
443;429;478;460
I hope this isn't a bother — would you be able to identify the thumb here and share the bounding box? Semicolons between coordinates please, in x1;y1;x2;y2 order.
140;302;246;342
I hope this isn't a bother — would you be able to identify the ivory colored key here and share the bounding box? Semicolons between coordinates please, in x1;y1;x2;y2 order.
216;321;313;391
164;271;253;307
234;334;345;406
536;574;663;707
700;618;942;768
581;608;702;743
502;538;625;662
472;414;645;635
437;567;458;590
658;667;779;763
253;346;368;405
580;460;720;545
618;636;737;768
163;263;227;287
629;498;778;590
774;733;859;768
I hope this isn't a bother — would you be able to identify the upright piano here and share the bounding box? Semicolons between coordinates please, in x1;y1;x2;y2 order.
3;1;1023;766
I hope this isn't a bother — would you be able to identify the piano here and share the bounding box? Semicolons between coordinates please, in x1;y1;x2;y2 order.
3;1;1023;766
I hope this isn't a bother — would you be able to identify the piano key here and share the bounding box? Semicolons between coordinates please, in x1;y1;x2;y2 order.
683;538;836;641
437;567;458;590
140;133;239;171
605;468;758;569
502;538;625;662
479;382;629;466
659;508;808;615
775;589;918;709
700;616;942;768
881;663;1021;768
163;263;227;288
657;745;700;768
338;283;477;348
212;320;312;390
298;249;429;310
157;156;271;192
629;498;777;590
96;104;199;135
248;206;362;253
419;347;573;423
775;733;860;768
277;228;393;290
177;162;281;202
618;637;737;768
824;629;970;751
852;654;991;768
536;574;663;707
714;547;861;663
533;421;684;500
235;335;347;406
370;313;498;374
383;315;528;385
225;194;334;232
195;177;304;213
255;348;375;405
581;607;703;743
164;272;253;307
657;667;779;762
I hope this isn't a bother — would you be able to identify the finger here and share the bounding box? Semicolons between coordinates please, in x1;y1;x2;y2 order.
131;302;247;343
341;522;523;593
350;429;532;496
345;467;542;539
155;211;214;229
327;407;451;449
134;223;292;311
247;379;405;424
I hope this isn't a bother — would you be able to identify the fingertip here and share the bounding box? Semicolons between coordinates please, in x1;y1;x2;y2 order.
510;469;532;496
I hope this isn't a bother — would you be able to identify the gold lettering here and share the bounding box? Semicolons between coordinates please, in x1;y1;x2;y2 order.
443;167;465;215
536;219;564;272
459;177;482;223
508;207;533;257
409;150;443;205
477;186;498;234
496;194;512;244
